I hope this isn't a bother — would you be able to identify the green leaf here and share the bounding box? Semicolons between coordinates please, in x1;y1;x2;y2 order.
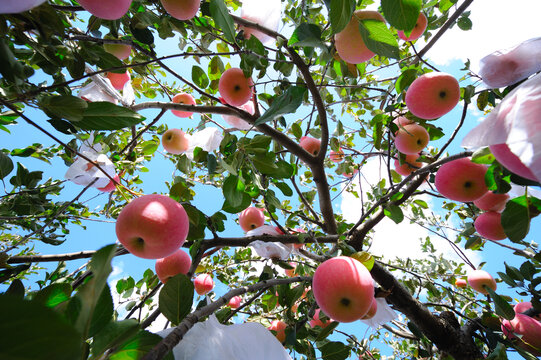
319;341;350;360
288;23;324;48
91;319;140;358
484;286;515;320
38;95;88;122
110;330;174;360
159;274;194;325
275;182;293;196
251;152;278;174
328;0;356;35
501;196;530;242
210;0;237;44
223;175;246;208
359;19;400;59
71;102;144;130
255;87;307;125
89;284;114;337
5;279;24;298
33;283;72;308
457;15;473;31
0;151;14;179
192;65;210;89
381;0;422;31
384;204;404;224
395;68;417;93
471;147;495;164
477;90;490;111
0;296;83;360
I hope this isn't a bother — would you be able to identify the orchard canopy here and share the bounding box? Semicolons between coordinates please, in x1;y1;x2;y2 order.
1;0;541;359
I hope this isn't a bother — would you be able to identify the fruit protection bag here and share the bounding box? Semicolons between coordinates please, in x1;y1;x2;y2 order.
158;315;292;360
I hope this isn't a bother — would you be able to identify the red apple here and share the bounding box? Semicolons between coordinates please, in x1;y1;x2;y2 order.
78;0;132;20
222;100;254;130
155;249;192;283
394;153;422;176
397;13;427;41
218;68;253;106
115;194;189;259
490;143;538;181
392;116;414;135
405;72;460;119
238;206;265;232
474;211;507;241
335;10;385;64
473;191;510;212
171;93;196;118
467;269;496;295
361;297;378;320
104;43;132;60
228;296;242;309
162;128;190;154
309;308;333;329
454;278;467;288
501;303;541;356
329;148;345;163
394;123;429;155
312;256;374;323
194;273;214;295
435;158;488;202
268;320;287;343
106;70;130;90
300;136;321;156
160;0;200;21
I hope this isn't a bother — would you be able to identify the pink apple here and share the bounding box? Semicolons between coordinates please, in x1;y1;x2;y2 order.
392;116;414;135
342;168;359;179
309;308;333;329
97;174;120;193
228;296;242;309
115;194;189;259
335;10;385;64
268;320;287;343
394;123;429;155
490;143;538;181
405;72;460;119
106;70;130;90
78;0;132;20
222;100;254;130
454;278;467;288
171;93;196;118
474;211;507;241
284;262;296;277
312;256;374;323
162;128;190;154
218;68;253;106
397;13;427;41
300;136;321;156
473;191;510;212
329;148;345;163
361;297;378;320
194;273;214;295
155;249;192;283
434;158;488;202
394;154;422;176
104;43;132;60
160;0;200;21
467;269;496;295
501;303;541;356
238;206;265;232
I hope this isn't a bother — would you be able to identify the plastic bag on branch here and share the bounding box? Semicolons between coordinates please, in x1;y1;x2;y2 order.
185;127;224;160
359;298;397;328
240;0;281;44
0;0;45;13
79;80;119;104
462;72;541;182
479;37;541;88
247;225;292;260
157;315;292;360
222;101;254;130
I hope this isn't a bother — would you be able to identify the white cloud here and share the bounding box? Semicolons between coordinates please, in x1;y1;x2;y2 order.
425;0;541;72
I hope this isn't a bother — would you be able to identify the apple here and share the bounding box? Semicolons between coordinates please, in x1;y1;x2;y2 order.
115;194;189;259
309;308;333;329
501;303;541;356
171;93;196;118
222;100;254;130
194;273;214;295
474;211;507;241
473;191;510;212
434;158;488;202
238;206;265;232
97;174;120;193
78;0;132;20
335;10;385;64
228;296;242;309
160;0;200;21
394;123;429;155
312;256;375;323
218;68;253;106
397;13;427;41
394;153;422;176
104;43;131;60
0;0;46;14
392;116;414;135
284;262;296;277
155;249;192;283
454;278;467;288
268;320;287;343
467;269;496;295
162;128;190;154
361;297;378;320
329;148;345;163
342;168;359;179
405;72;460;119
490;143;538;181
300;136;321;156
106;70;130;90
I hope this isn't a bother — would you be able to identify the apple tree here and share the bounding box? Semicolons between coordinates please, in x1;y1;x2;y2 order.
0;0;540;359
